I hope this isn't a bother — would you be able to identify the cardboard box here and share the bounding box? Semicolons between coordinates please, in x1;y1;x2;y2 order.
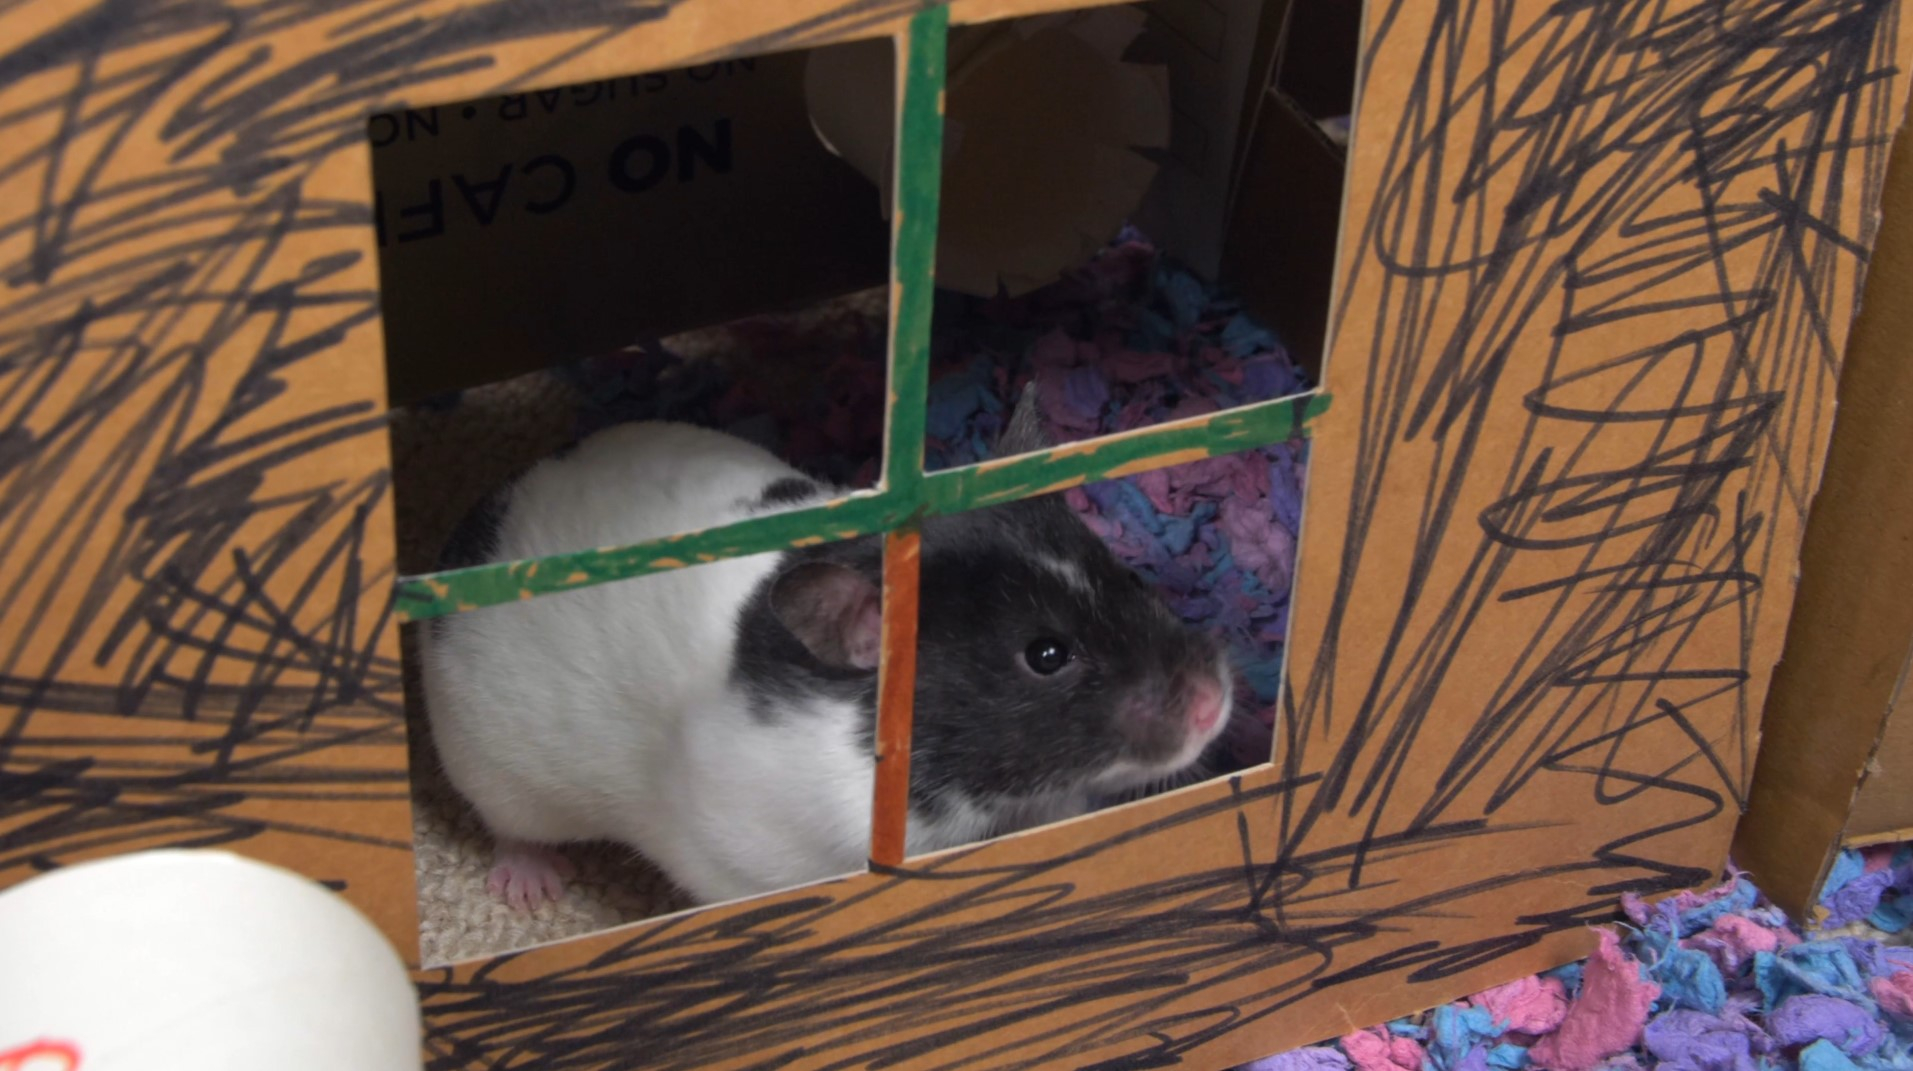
1224;95;1341;374
1732;123;1913;919
803;7;1173;298
371;49;891;406
371;8;1271;406
4;1;1913;1068
1222;0;1359;373
1126;0;1291;279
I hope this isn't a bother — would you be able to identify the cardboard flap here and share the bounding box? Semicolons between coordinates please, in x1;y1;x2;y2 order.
806;6;1169;298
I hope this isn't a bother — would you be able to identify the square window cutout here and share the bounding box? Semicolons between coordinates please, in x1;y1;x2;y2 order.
377;0;1357;966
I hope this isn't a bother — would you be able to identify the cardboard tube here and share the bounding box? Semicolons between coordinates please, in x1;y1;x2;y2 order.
804;8;1169;297
0;850;421;1071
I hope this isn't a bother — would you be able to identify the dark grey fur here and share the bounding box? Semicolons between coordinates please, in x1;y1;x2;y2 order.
437;486;510;571
729;388;1225;815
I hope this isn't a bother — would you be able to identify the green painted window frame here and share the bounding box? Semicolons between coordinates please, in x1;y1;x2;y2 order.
391;6;1330;859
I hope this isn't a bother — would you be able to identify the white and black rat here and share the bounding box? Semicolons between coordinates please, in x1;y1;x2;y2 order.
417;386;1235;911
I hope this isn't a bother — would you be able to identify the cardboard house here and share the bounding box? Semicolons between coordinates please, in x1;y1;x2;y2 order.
3;1;1911;1067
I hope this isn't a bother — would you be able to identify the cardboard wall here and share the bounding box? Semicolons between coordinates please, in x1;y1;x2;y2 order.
1851;690;1913;843
1224;92;1342;375
1732;121;1913;917
372;50;890;406
371;1;1290;407
1221;0;1357;374
1127;0;1288;279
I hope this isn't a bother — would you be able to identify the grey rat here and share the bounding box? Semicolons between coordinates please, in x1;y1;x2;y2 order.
417;386;1235;910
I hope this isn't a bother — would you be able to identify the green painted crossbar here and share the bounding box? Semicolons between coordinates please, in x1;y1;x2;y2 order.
391;4;1329;632
393;391;1326;621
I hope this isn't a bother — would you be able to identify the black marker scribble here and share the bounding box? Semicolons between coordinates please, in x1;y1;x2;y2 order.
1286;0;1898;889
1;0;1904;1068
0;0;742;894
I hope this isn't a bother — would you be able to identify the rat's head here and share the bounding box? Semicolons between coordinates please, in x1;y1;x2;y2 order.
757;386;1234;809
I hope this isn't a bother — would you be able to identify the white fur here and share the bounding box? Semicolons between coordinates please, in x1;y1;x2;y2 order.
1036;554;1092;597
420;422;1018;906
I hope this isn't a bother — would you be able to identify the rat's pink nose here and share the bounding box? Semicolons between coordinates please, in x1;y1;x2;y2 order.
1186;677;1225;734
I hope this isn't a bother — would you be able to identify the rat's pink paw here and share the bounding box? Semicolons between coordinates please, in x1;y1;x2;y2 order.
486;841;575;912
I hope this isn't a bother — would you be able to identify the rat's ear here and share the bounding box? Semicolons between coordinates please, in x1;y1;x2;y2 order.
991;382;1052;459
769;561;882;671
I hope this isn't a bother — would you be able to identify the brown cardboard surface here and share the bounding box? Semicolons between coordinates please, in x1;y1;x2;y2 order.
1852;674;1913;839
1270;0;1910;983
4;2;1913;1069
1125;0;1280;278
1219;0;1361;371
1732;118;1913;917
1269;0;1359;120
1223;91;1342;375
935;11;1169;295
374;52;889;405
415;768;1603;1069
1223;0;1295;194
803;7;1169;298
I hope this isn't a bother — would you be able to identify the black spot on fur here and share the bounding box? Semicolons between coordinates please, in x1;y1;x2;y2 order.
428;485;509;636
759;476;820;507
437;487;508;571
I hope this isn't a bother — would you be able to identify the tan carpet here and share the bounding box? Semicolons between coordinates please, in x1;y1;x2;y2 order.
389;290;886;967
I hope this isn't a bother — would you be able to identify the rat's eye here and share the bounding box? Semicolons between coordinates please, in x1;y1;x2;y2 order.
1024;637;1071;675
